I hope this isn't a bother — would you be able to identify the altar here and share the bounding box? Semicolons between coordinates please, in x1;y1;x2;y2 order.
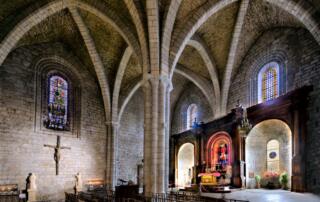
170;86;312;193
170;104;246;191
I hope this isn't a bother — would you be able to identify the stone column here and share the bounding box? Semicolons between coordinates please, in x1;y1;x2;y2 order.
112;122;119;188
143;76;170;195
105;122;111;188
143;80;153;196
165;81;173;189
150;78;159;193
156;77;170;193
105;121;119;189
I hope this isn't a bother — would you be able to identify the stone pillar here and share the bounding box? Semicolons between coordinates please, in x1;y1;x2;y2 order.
143;80;152;196
105;121;119;189
143;76;170;195
156;77;170;193
165;82;172;189
151;78;159;193
105;122;111;188
112;123;119;188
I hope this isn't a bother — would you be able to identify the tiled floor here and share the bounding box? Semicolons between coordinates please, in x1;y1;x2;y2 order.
201;189;320;202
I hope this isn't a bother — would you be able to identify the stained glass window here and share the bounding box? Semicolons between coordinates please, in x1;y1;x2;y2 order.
187;104;198;129
45;75;69;130
262;68;278;101
258;62;279;103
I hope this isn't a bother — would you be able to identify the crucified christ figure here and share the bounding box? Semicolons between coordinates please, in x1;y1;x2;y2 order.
44;136;71;175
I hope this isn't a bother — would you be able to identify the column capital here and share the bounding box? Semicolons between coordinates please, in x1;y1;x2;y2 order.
159;75;173;92
105;121;119;127
142;75;173;92
167;80;173;92
142;73;152;87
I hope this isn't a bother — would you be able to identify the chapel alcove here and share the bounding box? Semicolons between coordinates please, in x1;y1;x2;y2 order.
207;132;232;170
177;143;195;188
205;132;233;185
246;119;292;189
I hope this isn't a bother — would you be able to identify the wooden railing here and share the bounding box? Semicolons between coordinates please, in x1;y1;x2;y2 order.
66;191;249;202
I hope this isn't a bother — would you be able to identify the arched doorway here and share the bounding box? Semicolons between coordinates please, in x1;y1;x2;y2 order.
246;119;292;189
177;143;195;188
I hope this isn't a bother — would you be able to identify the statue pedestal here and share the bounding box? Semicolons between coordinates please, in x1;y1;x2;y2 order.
75;186;82;194
27;189;37;202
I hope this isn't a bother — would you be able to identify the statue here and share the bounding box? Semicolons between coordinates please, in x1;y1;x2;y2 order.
27;173;37;202
74;173;82;194
218;144;228;169
29;173;37;190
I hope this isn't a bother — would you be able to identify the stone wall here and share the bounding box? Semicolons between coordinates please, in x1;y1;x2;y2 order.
117;88;144;184
228;27;320;193
171;83;214;134
0;43;107;201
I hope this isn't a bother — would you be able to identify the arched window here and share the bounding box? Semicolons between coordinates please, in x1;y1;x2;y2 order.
45;75;69;130
258;62;280;103
187;104;198;129
267;139;280;172
34;57;81;137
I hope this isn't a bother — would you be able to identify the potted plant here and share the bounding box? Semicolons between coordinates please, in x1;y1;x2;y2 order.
255;175;261;189
279;172;289;190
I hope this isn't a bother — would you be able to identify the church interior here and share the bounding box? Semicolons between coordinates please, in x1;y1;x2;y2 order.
1;0;320;201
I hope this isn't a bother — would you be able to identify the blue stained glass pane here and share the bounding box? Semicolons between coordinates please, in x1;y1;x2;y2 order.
46;75;68;130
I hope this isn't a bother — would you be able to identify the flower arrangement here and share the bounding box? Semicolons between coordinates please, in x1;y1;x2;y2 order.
261;171;280;189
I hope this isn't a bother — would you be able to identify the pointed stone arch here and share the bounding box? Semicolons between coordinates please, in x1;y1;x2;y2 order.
188;36;221;116
124;0;149;74
118;80;143;123
169;0;320;116
112;47;133;123
169;0;239;80
0;0;142;121
175;65;215;116
161;0;182;76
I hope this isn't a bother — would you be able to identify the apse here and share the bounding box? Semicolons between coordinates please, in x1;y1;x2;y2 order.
246;119;292;189
177;143;195;188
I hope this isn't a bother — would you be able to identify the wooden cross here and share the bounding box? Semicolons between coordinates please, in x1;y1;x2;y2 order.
44;136;71;175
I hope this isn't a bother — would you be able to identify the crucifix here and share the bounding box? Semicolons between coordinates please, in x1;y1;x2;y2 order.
44;136;71;175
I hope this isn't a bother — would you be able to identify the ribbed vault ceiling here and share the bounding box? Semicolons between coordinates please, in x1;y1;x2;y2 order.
1;0;319;119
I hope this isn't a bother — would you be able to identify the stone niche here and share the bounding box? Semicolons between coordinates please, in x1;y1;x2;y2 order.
246;119;292;189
